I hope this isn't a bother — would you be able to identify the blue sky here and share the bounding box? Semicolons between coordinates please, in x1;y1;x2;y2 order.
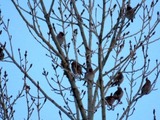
1;1;160;120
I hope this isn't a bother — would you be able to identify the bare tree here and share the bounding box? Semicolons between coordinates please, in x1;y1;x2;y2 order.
0;0;160;120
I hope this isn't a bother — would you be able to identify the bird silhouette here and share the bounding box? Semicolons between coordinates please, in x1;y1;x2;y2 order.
125;4;138;22
83;68;95;85
56;32;65;46
111;72;124;87
71;61;82;75
0;47;4;60
113;87;123;102
141;78;151;95
105;93;116;107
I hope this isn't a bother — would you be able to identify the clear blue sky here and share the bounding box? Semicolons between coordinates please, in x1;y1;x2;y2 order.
1;1;160;120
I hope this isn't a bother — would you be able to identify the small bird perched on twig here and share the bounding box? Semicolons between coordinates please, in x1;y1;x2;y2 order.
105;93;116;109
113;87;123;103
83;68;95;85
111;72;124;87
125;4;139;22
71;61;82;75
56;32;65;46
0;47;4;60
141;78;151;95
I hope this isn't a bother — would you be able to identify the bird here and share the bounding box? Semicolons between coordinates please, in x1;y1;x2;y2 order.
85;68;94;80
105;93;116;107
113;87;123;102
125;4;138;22
83;68;95;85
71;61;82;75
141;78;151;95
56;32;65;46
0;47;4;60
111;72;124;87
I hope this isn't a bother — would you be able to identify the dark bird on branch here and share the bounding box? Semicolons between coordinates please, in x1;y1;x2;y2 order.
71;61;82;75
111;72;124;87
141;78;151;95
125;4;139;22
105;93;116;107
0;47;4;60
83;68;95;85
56;32;65;46
113;87;123;102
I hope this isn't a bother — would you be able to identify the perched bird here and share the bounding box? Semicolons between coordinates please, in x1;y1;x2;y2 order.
113;87;123;102
141;78;151;95
105;93;116;107
0;47;4;60
85;68;94;80
56;32;65;46
71;61;82;75
83;68;95;85
111;72;124;87
125;4;138;22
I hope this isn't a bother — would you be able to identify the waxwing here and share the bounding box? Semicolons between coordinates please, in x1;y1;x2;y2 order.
56;32;65;46
71;61;82;75
113;87;123;102
105;93;116;107
111;72;124;87
141;78;151;95
125;4;139;22
83;68;95;85
0;47;4;60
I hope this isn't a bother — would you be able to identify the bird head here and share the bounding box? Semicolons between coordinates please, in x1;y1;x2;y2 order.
146;78;151;84
59;32;64;36
127;5;132;11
